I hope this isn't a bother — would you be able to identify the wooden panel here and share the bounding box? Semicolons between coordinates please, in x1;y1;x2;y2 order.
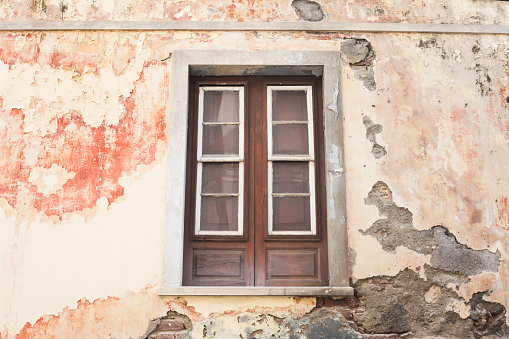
184;76;327;288
194;249;243;278
266;249;317;279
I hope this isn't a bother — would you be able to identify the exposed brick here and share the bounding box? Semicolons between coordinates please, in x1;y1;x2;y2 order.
148;333;186;339
363;335;399;339
316;296;361;308
156;318;186;332
339;309;354;320
347;320;362;332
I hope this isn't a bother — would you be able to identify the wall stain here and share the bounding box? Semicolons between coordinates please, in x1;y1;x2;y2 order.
30;0;47;14
417;37;447;59
475;63;493;97
0;62;168;220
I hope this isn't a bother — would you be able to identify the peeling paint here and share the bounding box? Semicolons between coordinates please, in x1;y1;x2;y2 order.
1;0;509;24
362;181;501;276
186;308;363;339
327;143;343;220
1;13;509;339
9;286;168;339
0;59;168;220
327;79;339;121
354;269;509;338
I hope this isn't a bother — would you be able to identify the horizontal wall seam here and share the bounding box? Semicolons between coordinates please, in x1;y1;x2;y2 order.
0;21;508;34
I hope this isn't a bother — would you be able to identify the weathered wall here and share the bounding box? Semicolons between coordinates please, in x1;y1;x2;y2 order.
2;1;509;338
1;0;509;24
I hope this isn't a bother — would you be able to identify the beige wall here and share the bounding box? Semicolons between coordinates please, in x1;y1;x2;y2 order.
1;0;509;337
1;0;509;24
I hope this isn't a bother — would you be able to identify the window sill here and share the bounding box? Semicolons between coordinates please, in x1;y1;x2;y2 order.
157;286;354;296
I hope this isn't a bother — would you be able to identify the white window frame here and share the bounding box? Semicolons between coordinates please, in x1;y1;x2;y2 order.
159;50;353;296
267;86;316;236
195;86;244;236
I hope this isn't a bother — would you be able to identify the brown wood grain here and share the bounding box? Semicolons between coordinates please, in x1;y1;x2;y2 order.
183;76;328;287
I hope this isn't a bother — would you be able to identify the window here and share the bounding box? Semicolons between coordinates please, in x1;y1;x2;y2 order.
183;76;328;286
160;50;352;296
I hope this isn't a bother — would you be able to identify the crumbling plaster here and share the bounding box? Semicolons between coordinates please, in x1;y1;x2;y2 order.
1;0;509;25
1;26;509;338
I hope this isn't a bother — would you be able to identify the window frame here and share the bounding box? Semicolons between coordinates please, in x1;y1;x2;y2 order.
194;85;245;237
159;50;353;296
184;76;328;287
266;85;317;237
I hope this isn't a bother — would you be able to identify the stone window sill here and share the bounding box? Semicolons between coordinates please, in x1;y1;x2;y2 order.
157;286;354;296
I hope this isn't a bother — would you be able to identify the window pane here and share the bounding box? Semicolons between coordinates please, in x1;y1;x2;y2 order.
200;196;238;232
272;90;307;121
202;125;239;156
273;197;311;232
272;124;309;155
203;91;239;123
273;162;309;193
202;163;239;194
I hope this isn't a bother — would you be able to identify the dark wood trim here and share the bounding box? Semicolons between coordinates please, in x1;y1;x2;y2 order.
183;75;327;286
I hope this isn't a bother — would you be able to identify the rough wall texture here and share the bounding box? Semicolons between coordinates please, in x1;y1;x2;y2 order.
1;0;509;24
2;1;509;338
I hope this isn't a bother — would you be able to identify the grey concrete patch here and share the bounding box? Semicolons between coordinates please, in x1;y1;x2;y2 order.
341;39;372;65
431;226;501;276
185;309;363;339
362;116;387;159
371;143;387;159
341;39;377;91
291;0;324;22
362;181;501;276
362;181;436;255
353;66;376;91
424;264;471;286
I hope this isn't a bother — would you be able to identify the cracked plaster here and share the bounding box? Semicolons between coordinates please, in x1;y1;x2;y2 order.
1;18;509;339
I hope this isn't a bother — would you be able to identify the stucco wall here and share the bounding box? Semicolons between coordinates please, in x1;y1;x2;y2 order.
1;1;509;338
1;0;509;24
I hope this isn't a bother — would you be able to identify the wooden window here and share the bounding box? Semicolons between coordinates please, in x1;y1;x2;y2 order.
183;76;328;287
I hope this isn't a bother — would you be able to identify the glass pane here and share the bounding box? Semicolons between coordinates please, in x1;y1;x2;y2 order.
272;124;309;155
200;196;238;232
273;162;309;193
273;197;311;232
202;125;239;156
272;90;307;121
203;90;239;123
202;163;239;194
